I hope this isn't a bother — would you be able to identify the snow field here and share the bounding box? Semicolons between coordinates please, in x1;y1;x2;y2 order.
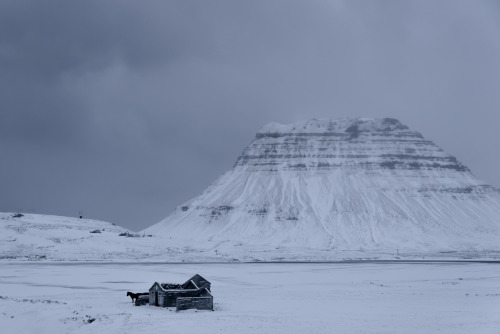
1;262;499;333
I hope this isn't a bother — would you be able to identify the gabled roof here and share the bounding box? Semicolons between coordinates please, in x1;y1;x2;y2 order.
182;274;210;290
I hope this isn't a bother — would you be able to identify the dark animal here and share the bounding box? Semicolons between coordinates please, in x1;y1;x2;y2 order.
127;292;148;303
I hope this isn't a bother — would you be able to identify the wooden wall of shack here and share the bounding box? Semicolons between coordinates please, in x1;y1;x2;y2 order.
149;282;163;307
162;289;202;307
176;295;213;311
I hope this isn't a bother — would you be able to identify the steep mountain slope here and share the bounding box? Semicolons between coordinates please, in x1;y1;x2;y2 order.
145;118;500;256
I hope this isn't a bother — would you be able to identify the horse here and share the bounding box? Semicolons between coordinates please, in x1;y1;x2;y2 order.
127;291;149;303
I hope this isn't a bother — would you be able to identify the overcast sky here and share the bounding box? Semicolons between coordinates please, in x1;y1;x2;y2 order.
1;0;499;231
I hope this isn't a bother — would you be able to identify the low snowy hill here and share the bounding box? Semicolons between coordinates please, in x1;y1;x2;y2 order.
0;212;149;261
145;118;500;259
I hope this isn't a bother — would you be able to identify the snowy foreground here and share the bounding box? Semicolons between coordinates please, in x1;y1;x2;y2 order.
1;262;499;333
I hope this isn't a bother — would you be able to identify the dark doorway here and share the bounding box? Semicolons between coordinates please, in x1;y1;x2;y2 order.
155;291;159;306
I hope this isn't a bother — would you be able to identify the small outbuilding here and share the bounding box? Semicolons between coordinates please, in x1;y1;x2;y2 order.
149;274;213;311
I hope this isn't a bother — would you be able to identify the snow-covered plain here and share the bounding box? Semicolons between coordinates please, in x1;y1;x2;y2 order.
1;262;499;333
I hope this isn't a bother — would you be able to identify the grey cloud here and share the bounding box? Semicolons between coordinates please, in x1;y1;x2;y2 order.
0;1;201;80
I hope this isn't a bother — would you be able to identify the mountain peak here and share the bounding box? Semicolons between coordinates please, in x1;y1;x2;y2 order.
258;118;409;136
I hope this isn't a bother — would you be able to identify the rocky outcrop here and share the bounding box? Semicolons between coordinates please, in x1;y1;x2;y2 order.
235;118;468;172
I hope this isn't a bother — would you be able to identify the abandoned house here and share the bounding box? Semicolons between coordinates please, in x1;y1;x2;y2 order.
149;274;213;311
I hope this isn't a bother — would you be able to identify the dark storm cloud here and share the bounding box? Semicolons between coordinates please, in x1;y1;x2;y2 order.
1;0;499;230
0;0;204;141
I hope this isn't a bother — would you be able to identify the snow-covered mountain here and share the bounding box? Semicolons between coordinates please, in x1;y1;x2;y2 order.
145;118;500;257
